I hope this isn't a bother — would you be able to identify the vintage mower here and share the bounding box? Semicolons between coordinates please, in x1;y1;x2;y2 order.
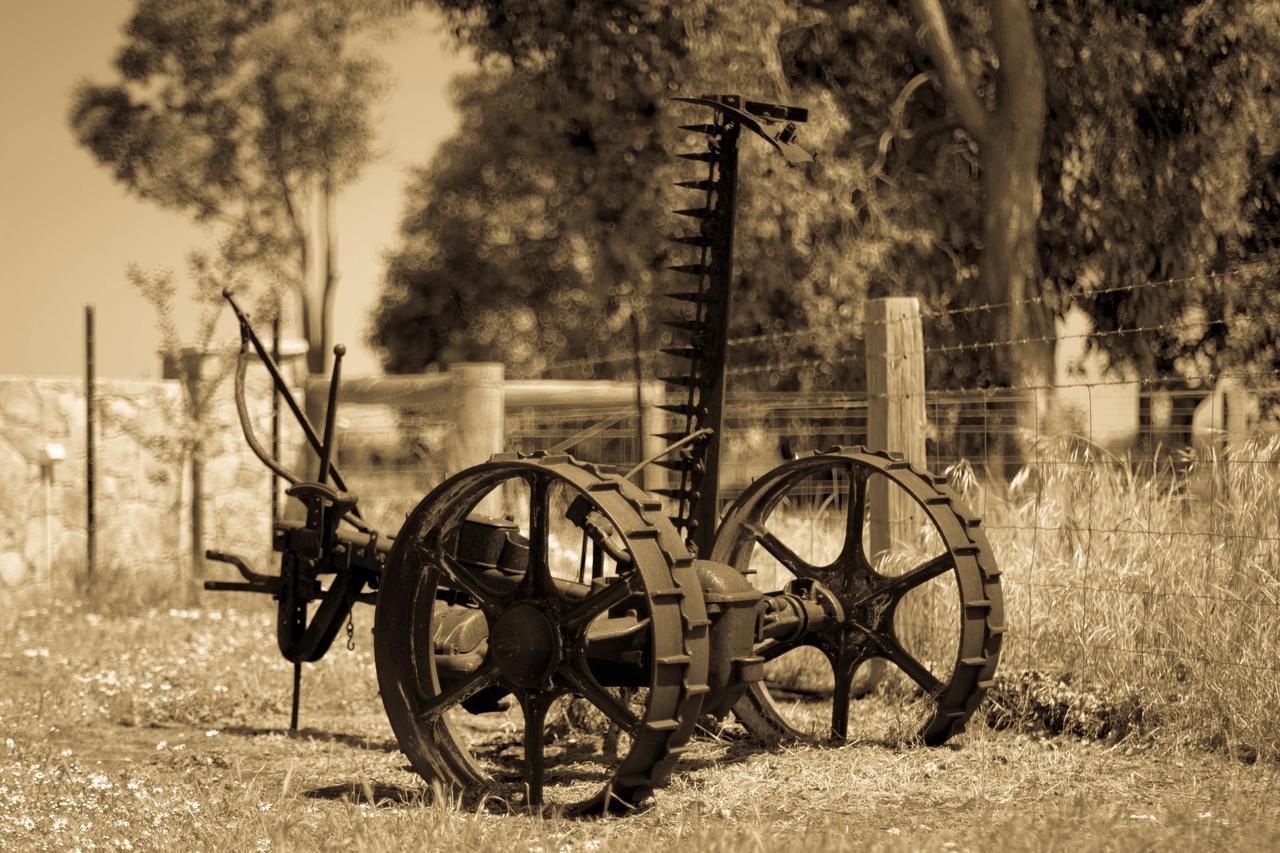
207;95;1004;815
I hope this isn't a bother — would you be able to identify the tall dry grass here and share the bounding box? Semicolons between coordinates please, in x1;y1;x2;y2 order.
956;431;1280;761
51;427;1280;762
737;433;1280;759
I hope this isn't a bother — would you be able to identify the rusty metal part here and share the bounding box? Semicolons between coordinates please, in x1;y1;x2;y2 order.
709;447;1004;745
222;289;370;529
660;96;813;556
693;560;764;719
374;453;711;815
758;578;845;645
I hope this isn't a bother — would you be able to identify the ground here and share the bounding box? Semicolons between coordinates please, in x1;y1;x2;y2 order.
1;602;1276;852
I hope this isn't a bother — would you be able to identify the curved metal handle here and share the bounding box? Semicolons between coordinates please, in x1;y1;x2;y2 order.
673;95;815;165
233;337;301;487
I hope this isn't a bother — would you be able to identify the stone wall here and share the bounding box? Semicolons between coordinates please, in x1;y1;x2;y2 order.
0;367;283;599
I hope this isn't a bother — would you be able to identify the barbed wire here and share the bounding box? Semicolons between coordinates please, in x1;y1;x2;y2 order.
734;309;1280;379
537;263;1277;376
876;367;1280;401
908;262;1276;326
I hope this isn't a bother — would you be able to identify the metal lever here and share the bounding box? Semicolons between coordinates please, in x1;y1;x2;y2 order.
673;94;815;166
318;344;344;485
220;289;363;516
203;549;283;595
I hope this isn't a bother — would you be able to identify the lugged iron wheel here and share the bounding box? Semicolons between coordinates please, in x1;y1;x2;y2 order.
374;453;709;815
709;447;1003;745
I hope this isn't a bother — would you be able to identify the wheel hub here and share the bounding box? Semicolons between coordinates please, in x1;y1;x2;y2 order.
490;603;562;688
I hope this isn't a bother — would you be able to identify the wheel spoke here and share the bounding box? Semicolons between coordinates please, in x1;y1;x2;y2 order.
429;542;504;617
830;661;855;742
557;664;640;734
824;633;870;742
562;573;637;631
846;553;956;611
520;691;554;811
880;553;954;601
414;659;500;722
839;468;871;568
881;639;944;697
521;472;557;598
747;522;821;579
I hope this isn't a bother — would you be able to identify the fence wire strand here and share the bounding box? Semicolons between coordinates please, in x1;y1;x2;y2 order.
328;264;1280;703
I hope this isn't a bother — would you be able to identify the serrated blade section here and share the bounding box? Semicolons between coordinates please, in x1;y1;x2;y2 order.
669;234;713;248
658;403;707;418
676;180;719;192
662;320;708;334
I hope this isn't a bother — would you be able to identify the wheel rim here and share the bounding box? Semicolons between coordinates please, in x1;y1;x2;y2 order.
710;447;1004;745
374;453;709;814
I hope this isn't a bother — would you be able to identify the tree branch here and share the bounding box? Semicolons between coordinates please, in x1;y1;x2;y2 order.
796;0;859;14
906;0;990;143
986;0;1045;128
319;170;339;363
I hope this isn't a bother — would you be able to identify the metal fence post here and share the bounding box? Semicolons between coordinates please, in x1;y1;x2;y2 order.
865;297;926;560
85;305;96;583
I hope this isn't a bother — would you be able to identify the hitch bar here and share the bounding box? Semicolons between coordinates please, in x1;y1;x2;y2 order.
203;549;285;595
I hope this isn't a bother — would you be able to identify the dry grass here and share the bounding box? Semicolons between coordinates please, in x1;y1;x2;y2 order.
1;602;1277;851
718;433;1280;762
3;433;1278;847
964;432;1280;762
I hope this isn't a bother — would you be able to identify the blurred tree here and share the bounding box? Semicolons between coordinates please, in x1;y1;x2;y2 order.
372;1;875;390
908;0;1051;397
70;0;394;376
1033;0;1280;381
128;251;239;589
378;0;1278;410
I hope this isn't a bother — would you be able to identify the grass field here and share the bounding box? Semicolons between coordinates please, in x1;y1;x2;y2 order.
2;601;1277;852
2;434;1277;849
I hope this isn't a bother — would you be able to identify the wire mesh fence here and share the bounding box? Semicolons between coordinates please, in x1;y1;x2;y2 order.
326;264;1278;753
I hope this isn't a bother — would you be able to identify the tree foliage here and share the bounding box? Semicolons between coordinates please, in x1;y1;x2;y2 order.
373;1;876;387
71;0;394;373
128;252;241;588
374;0;1279;393
1034;0;1280;380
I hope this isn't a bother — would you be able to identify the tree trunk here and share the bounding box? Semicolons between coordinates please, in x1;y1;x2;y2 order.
980;111;1053;449
909;0;1049;465
983;0;1051;438
302;173;340;481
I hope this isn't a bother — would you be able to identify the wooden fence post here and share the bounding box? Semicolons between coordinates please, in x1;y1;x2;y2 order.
449;363;505;513
449;362;505;471
865;297;926;562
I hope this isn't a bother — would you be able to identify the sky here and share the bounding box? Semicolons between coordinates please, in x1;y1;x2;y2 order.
0;0;474;380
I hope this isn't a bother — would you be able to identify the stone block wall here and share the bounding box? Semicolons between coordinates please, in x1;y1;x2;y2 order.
0;367;283;599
